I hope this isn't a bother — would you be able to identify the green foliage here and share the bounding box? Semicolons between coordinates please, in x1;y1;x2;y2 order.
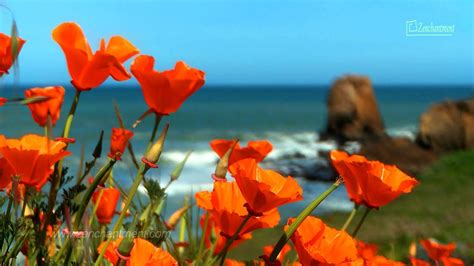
143;178;165;202
58;184;86;216
56;167;86;216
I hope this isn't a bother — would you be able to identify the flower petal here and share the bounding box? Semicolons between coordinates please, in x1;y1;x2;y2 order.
52;22;92;82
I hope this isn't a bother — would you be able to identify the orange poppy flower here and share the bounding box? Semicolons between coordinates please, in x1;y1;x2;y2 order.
225;259;245;266
52;22;139;91
440;257;465;266
24;86;65;127
356;241;378;261
130;55;205;115
288;216;358;265
330;150;419;208
0;97;6;106
210;139;273;166
0;135;14;189
228;158;303;215
195;181;279;239
98;237;177;266
0;134;71;190
92;187;121;224
419;239;456;261
354;241;405;266
198;213;252;254
368;256;405;266
108;128;134;160
357;241;379;260
0;33;25;76
410;258;430;266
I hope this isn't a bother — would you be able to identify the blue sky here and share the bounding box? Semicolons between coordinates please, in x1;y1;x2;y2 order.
1;0;473;86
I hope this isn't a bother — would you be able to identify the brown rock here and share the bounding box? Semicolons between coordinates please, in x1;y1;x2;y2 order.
326;75;385;141
417;98;474;152
360;137;437;176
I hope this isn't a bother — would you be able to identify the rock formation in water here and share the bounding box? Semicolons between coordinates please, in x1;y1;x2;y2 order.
281;75;472;181
417;98;474;152
324;75;438;177
325;75;385;141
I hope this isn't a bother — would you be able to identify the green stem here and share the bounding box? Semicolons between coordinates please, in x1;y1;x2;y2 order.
44;89;81;247
99;224;106;249
88;188;104;225
0;196;14;250
195;212;210;263
94;163;149;266
142;201;158;231
77;157;97;185
117;215;139;266
21;189;28;217
73;159;116;230
3;231;29;263
54;159;116;263
62;89;81;139
145;115;162;153
341;204;359;231
5;194;13;218
217;213;252;266
352;207;371;237
204;229;220;265
268;180;341;262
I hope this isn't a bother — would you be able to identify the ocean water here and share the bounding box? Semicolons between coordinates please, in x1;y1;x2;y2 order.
1;84;473;217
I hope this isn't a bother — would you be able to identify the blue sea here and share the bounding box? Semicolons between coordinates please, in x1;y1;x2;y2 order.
1;84;473;217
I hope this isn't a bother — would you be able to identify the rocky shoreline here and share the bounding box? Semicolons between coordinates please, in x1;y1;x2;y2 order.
270;75;474;181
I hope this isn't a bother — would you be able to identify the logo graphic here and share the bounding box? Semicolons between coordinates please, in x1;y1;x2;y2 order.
406;20;455;37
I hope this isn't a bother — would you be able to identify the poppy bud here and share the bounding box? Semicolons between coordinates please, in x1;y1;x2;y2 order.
165;205;190;230
142;123;169;168
170;150;192;182
25;86;65;127
92;187;121;224
108;128;134;160
0;32;25;76
93;130;104;159
213;139;238;181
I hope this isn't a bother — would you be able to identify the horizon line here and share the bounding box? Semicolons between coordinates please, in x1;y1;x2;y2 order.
0;83;473;89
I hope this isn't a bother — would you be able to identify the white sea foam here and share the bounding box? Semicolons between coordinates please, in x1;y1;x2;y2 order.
159;131;336;166
78;127;416;211
387;125;417;140
263;132;334;159
161;150;217;166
